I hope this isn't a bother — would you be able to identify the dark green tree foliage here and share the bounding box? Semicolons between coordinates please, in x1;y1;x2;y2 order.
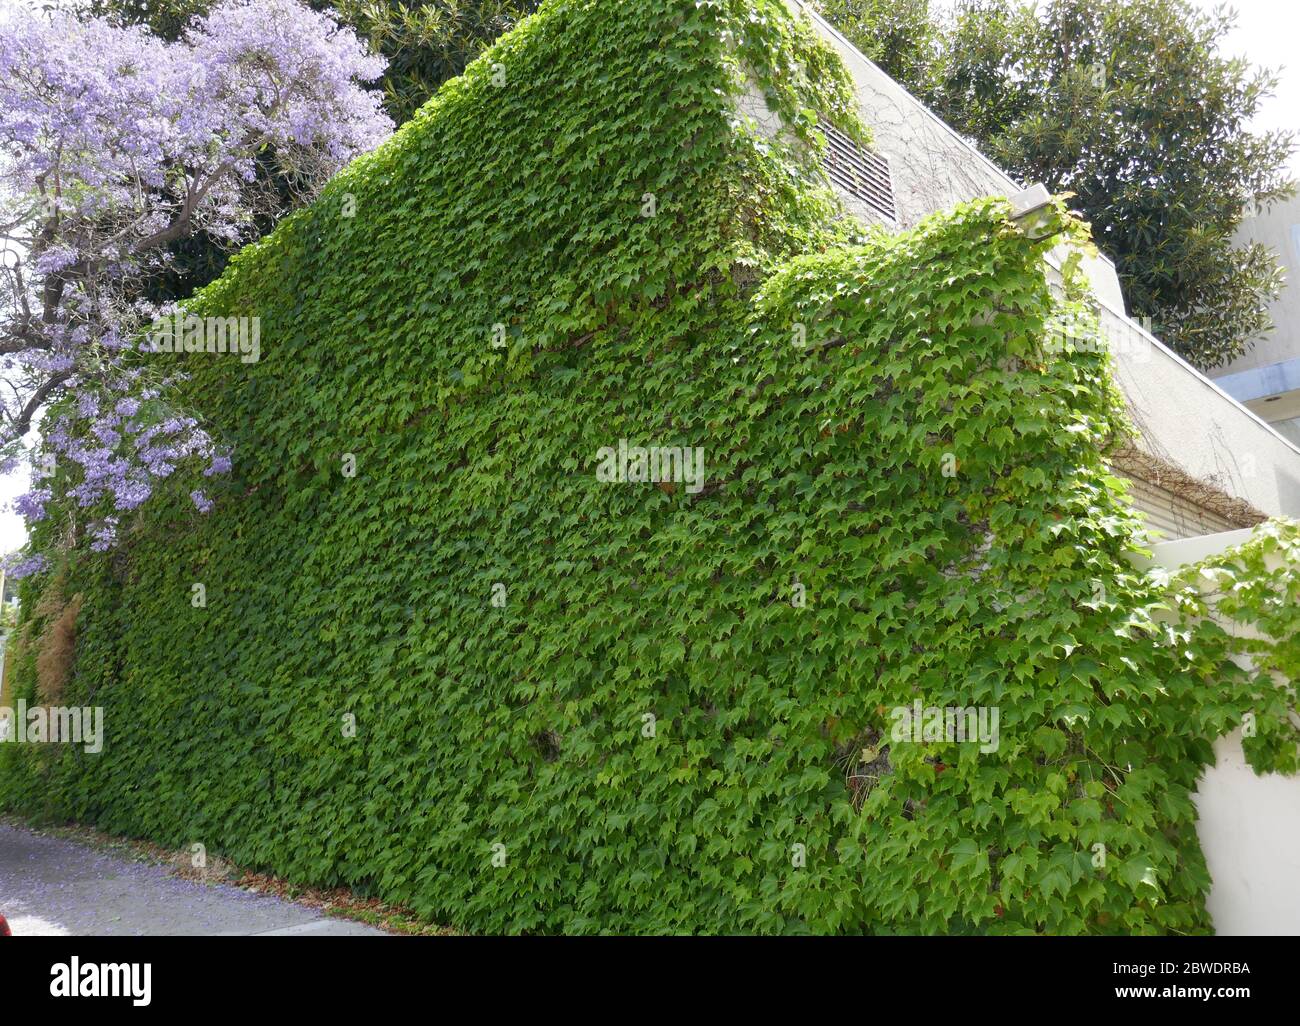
815;0;939;86
5;0;1299;934
334;1;543;125
84;0;213;38
819;0;1296;369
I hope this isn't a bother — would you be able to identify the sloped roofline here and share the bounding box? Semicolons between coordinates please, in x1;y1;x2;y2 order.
789;0;1125;281
790;0;1300;467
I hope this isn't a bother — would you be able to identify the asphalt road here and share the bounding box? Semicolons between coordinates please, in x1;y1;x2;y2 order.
0;821;386;936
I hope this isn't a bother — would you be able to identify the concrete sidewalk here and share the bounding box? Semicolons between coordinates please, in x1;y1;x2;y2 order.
0;822;387;936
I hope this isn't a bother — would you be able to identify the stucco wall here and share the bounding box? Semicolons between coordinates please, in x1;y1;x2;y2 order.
1217;194;1300;376
1101;303;1300;519
791;2;1011;227
1194;727;1300;935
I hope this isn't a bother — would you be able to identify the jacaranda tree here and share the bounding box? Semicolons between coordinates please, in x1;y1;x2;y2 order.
82;1;540;304
0;0;392;570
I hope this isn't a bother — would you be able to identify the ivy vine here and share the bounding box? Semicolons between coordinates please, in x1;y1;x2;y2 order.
3;0;1297;935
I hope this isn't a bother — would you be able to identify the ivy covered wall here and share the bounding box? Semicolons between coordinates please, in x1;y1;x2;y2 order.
2;0;1297;934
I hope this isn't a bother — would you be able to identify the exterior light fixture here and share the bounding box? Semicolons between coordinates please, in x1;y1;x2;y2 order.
1009;183;1066;242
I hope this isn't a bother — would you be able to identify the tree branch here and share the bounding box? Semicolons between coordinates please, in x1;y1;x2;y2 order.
5;370;70;441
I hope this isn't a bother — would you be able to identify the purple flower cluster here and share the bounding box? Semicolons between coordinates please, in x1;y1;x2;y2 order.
0;0;393;572
7;367;233;573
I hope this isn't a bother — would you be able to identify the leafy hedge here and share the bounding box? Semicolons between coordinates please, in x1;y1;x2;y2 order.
3;0;1298;934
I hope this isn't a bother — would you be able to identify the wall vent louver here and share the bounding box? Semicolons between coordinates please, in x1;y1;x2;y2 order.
817;120;896;225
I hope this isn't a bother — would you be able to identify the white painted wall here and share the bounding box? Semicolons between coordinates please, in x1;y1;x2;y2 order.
1144;529;1300;935
1194;727;1300;935
1218;195;1300;377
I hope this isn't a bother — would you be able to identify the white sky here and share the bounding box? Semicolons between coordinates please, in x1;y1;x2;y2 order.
1201;0;1300;174
0;436;33;556
0;0;1296;554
